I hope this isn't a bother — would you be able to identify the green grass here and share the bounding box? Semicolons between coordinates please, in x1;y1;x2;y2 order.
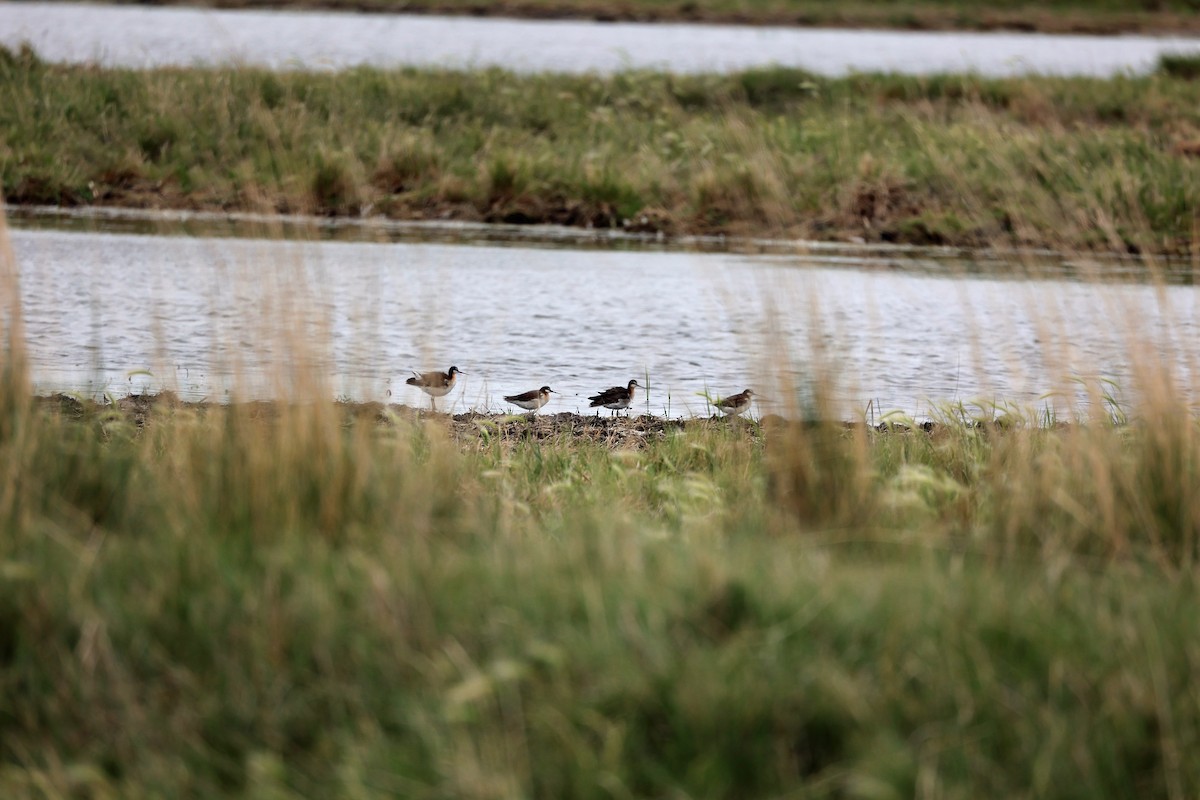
3;48;1200;794
2;47;1199;255
4;268;1200;795
1159;52;1200;81
3;386;1200;797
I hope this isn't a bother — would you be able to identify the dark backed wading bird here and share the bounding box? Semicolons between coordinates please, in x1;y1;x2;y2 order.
504;385;557;413
716;388;755;417
589;379;639;416
406;365;463;410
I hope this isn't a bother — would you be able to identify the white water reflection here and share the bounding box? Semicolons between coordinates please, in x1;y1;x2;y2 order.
3;2;1199;75
10;227;1199;419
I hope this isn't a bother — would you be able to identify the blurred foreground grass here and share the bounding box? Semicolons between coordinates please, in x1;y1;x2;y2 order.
3;46;1200;255
3;233;1200;796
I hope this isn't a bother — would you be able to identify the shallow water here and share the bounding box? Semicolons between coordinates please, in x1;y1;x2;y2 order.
9;225;1199;418
3;2;1199;75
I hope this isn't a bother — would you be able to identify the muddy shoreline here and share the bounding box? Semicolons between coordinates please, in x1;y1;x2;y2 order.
41;391;727;441
37;391;1009;449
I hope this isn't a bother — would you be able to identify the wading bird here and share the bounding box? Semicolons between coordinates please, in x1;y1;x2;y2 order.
715;388;755;417
588;379;639;416
406;365;463;411
504;385;557;413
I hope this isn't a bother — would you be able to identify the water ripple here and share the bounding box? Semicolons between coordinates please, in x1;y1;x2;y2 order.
10;226;1200;418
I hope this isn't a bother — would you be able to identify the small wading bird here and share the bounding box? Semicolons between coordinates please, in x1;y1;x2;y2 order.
504;385;557;414
589;379;640;417
716;389;755;417
405;365;463;411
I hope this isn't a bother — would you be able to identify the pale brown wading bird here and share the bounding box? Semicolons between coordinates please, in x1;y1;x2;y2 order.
405;365;463;411
504;385;558;413
588;379;640;417
716;389;755;417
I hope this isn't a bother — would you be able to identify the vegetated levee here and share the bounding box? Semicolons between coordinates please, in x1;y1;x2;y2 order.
2;45;1199;257
28;0;1200;35
5;241;1200;795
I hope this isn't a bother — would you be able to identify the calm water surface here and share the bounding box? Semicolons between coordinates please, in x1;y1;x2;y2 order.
10;226;1199;418
3;2;1199;75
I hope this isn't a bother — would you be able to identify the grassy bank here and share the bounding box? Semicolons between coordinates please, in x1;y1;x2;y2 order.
37;0;1200;35
6;367;1200;797
5;221;1200;796
3;46;1200;255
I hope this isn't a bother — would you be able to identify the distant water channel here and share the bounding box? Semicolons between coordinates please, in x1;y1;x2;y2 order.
9;224;1199;419
3;2;1200;75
